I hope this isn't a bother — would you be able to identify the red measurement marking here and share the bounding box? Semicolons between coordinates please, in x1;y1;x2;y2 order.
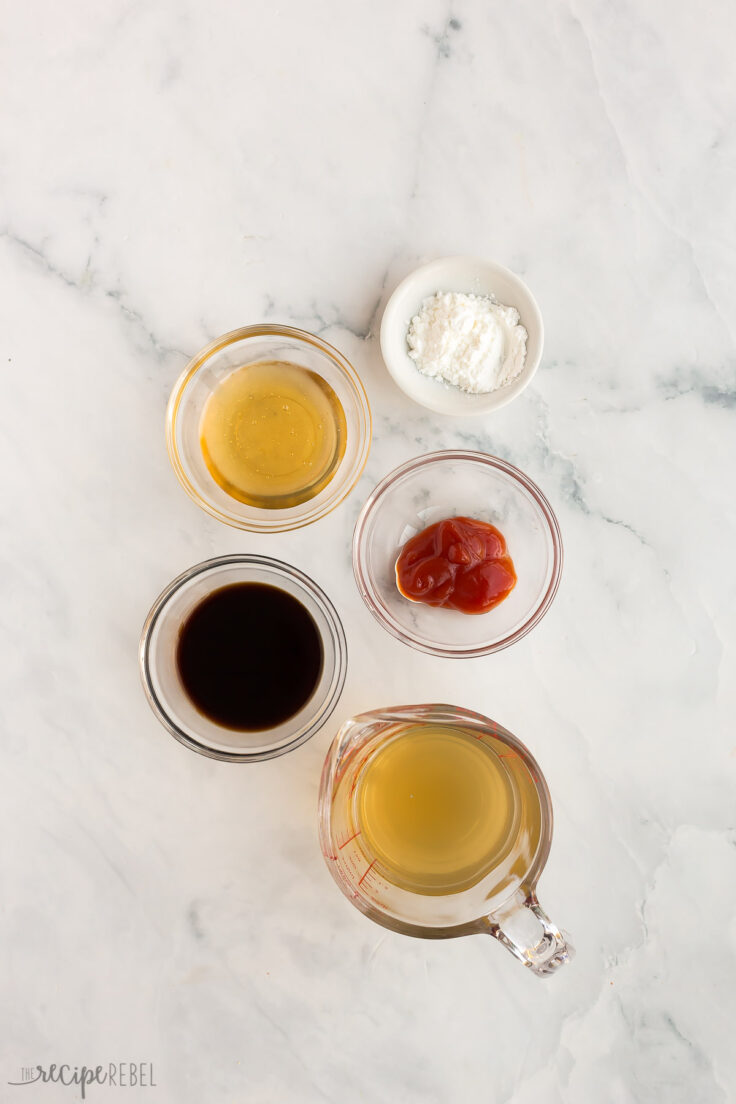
358;859;376;887
470;740;542;785
497;751;541;782
338;829;361;850
349;753;371;798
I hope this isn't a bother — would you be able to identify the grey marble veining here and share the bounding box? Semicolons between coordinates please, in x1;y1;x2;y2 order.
1;1;735;1101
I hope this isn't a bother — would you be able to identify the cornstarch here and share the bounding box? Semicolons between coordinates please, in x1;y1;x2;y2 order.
407;291;528;394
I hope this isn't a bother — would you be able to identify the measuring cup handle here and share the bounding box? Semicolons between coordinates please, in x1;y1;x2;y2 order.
487;892;574;977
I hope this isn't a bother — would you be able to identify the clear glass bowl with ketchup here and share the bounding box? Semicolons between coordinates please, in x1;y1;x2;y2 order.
352;451;563;658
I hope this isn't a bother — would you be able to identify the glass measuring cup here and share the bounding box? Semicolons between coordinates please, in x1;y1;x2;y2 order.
318;704;573;977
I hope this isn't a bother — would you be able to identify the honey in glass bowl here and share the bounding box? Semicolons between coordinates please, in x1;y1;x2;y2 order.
166;325;371;534
200;359;347;509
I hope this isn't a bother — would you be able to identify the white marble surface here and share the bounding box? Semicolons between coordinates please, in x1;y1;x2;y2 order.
2;1;735;1101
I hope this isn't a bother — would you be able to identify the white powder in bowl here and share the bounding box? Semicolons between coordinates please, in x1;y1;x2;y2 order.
406;291;528;394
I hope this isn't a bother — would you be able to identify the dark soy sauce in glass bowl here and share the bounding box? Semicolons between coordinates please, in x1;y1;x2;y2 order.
176;583;324;730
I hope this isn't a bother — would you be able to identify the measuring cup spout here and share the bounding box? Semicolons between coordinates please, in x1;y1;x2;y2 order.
485;891;573;977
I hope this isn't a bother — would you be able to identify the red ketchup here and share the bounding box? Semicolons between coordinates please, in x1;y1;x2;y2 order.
395;516;516;615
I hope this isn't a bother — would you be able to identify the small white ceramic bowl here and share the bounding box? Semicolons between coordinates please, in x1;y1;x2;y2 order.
379;256;544;416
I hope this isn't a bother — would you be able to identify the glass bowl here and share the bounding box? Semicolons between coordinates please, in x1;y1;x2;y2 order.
139;555;348;762
352;451;563;657
166;325;372;533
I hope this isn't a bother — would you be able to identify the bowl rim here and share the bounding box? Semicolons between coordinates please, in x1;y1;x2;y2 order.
166;324;372;533
352;450;563;658
379;255;544;416
139;554;348;761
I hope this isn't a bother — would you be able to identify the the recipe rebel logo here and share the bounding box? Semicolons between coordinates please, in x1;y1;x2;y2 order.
8;1063;156;1098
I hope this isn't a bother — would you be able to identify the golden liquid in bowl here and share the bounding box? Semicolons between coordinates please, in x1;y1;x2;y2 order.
200;360;347;508
356;724;542;895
